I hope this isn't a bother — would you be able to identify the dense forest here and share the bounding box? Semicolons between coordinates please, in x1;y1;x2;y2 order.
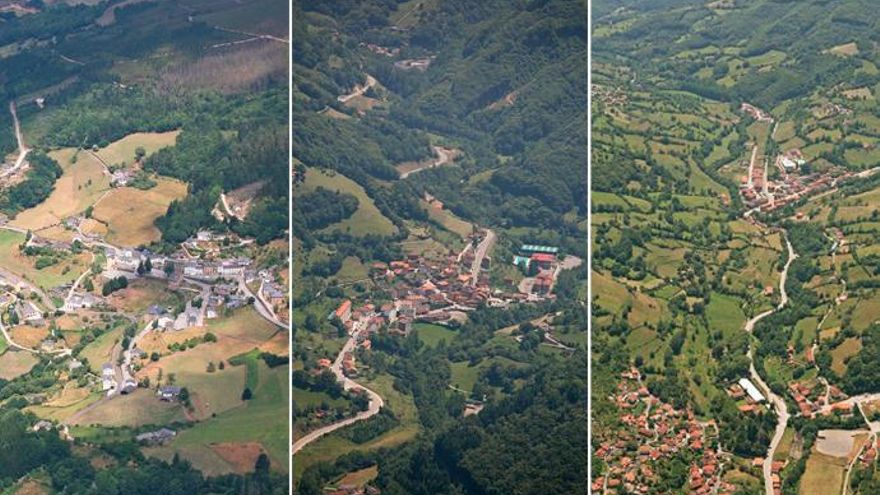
293;0;587;237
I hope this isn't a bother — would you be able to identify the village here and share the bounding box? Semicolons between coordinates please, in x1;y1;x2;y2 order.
592;368;737;495
316;233;575;381
0;220;288;421
736;102;878;216
293;227;582;459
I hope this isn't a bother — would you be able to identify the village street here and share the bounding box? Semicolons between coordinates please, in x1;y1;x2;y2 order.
292;330;384;454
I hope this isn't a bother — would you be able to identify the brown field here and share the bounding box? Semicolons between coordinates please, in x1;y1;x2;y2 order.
826;42;859;57
34;225;77;243
11;148;110;231
45;381;92;407
338;465;379;488
68;388;188;427
27;389;102;422
0;351;39;380
800;450;847;495
343;95;381;112
136;325;209;355
210;442;268;473
106;278;183;314
94;131;179;167
79;328;122;373
9;325;50;349
90;178;187;247
12;480;49;495
79;218;108;237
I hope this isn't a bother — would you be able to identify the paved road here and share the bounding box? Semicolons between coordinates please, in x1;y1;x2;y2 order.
292;334;384;454
399;146;456;179
237;278;286;329
745;232;796;495
469;229;495;287
747;145;758;190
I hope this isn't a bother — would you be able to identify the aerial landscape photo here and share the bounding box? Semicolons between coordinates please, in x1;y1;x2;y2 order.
592;0;880;494
0;0;289;493
292;0;587;493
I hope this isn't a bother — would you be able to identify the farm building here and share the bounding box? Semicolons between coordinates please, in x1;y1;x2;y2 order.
136;428;176;445
158;386;182;401
738;378;765;403
519;244;559;256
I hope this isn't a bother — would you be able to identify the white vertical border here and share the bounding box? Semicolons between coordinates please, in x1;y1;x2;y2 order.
288;0;294;491
586;0;593;491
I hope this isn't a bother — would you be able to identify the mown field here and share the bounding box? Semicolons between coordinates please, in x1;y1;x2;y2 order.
89;178;187;247
298;167;396;237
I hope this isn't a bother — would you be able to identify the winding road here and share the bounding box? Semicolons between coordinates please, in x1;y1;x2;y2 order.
337;74;377;104
743;232;797;495
399;146;456;179
292;333;384;454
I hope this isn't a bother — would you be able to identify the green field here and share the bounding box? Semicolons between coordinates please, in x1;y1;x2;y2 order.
299;168;397;237
157;363;289;474
414;323;458;348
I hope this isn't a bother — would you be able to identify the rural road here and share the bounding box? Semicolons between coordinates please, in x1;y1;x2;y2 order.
64;253;97;310
399;146;456;179
337;74;377;104
1;101;30;179
469;229;495;287
236;278;286;329
292;333;384;455
743;231;796;495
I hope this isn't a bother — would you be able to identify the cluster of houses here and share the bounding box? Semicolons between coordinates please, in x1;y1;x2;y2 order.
181;257;251;282
740;150;839;214
592;368;737;495
15;299;45;326
183;230;253;254
591;84;627;107
393;57;433;71
859;437;880;467
741;102;774;123
785;380;851;419
359;41;399;57
135;428;176;445
726;377;768;415
100;363;135;395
